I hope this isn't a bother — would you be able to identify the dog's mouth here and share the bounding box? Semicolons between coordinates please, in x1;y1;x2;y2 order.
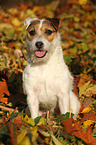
35;50;47;58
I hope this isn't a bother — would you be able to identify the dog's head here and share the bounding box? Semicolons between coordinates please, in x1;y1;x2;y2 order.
24;18;61;64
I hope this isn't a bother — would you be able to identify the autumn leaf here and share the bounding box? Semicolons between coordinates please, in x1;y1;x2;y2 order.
58;116;74;134
17;129;27;144
79;0;88;5
0;79;10;104
72;121;96;145
83;120;93;127
81;108;91;114
23;115;35;126
79;81;90;96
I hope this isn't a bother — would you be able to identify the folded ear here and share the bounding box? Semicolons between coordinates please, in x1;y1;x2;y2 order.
24;18;38;29
45;18;61;31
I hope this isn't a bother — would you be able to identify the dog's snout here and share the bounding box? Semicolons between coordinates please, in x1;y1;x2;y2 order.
35;41;44;49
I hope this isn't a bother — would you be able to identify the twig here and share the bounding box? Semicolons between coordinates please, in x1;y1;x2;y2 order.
0;105;15;112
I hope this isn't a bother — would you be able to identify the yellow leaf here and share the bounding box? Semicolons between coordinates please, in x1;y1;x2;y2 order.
30;126;38;142
79;81;90;96
23;115;35;126
26;9;37;18
46;1;59;11
81;108;91;114
38;117;45;125
79;0;88;5
83;120;93;127
84;85;96;96
12;18;21;27
0;23;14;36
17;129;27;144
51;134;63;145
19;136;30;145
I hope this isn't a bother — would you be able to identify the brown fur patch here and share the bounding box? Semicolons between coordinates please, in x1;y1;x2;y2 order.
27;19;57;42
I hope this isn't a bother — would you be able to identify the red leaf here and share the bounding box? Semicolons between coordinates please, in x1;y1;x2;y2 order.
58;116;74;134
13;116;22;125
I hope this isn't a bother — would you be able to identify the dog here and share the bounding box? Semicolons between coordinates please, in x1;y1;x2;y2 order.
23;17;81;119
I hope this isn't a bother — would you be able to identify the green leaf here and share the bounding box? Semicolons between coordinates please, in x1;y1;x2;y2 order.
64;54;73;65
34;116;41;124
51;134;63;145
74;17;80;22
57;112;74;122
38;129;50;137
38;117;45;125
0;125;8;134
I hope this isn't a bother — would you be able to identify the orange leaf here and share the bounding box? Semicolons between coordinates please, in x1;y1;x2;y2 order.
84;126;96;145
13;115;22;125
72;121;96;144
59;116;74;134
72;121;84;139
80;102;84;112
0;79;10;104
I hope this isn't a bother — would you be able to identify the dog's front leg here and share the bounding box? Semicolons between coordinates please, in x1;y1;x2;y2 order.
58;91;70;115
27;92;39;119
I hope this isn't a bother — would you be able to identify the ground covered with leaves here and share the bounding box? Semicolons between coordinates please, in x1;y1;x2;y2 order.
0;0;96;145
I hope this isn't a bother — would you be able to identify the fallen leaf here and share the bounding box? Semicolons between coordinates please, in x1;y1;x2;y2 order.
19;136;30;145
81;108;91;114
79;81;90;96
51;134;63;145
11;18;21;27
23;115;35;126
83;97;92;108
38;129;50;137
38;117;45;126
13;115;22;125
0;79;10;104
17;128;27;144
59;116;74;134
83;120;93;127
30;126;38;142
79;0;88;5
80;110;95;123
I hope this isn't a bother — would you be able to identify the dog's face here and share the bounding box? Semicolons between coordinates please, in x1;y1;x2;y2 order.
24;18;61;63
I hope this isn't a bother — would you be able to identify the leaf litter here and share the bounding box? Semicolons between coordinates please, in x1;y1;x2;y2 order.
0;0;96;144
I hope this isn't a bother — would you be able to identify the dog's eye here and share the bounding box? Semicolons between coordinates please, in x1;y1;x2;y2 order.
45;29;53;35
29;29;35;36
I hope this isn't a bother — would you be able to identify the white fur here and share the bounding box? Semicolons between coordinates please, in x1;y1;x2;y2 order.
23;18;81;119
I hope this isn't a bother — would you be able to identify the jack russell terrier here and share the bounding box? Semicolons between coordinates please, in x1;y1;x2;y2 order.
23;18;81;119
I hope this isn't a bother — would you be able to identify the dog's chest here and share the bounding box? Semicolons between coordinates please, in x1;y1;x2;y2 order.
26;64;58;107
36;68;57;106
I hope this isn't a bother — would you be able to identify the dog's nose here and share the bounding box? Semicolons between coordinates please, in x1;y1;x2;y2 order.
35;41;44;49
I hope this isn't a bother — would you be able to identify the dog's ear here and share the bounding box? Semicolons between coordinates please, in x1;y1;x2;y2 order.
24;18;38;29
45;18;61;31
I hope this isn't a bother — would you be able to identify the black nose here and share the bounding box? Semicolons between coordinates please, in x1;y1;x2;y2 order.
35;41;44;49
